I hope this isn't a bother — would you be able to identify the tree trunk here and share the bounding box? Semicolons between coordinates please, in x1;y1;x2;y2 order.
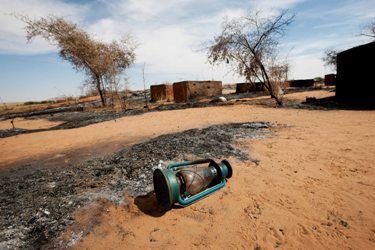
95;75;106;107
100;76;107;106
259;63;283;106
270;92;283;105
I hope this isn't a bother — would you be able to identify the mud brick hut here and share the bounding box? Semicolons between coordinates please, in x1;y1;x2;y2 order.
236;82;263;93
336;41;375;103
173;80;222;103
150;84;174;102
324;74;336;86
284;79;315;87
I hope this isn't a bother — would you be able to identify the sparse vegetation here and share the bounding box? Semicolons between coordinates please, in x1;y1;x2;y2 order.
19;15;136;107
207;10;295;105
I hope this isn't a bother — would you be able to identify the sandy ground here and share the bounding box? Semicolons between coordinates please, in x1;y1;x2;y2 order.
1;90;375;249
0;90;331;168
0;117;62;130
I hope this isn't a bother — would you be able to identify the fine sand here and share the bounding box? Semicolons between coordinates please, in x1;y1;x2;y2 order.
1;90;375;249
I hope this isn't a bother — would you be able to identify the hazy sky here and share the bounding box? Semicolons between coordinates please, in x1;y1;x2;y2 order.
0;0;374;102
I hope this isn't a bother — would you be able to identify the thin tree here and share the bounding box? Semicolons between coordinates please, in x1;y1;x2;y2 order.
119;77;132;111
19;15;136;107
207;10;295;105
142;63;149;109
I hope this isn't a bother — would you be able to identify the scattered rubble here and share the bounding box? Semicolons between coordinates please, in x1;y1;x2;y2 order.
0;121;275;249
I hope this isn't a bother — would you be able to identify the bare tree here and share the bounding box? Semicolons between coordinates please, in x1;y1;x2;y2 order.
323;49;338;72
369;21;375;38
207;10;295;105
361;20;375;39
19;15;136;107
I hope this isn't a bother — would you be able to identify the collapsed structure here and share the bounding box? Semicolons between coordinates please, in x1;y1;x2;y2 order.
235;79;316;94
172;81;222;103
150;84;174;102
150;81;222;103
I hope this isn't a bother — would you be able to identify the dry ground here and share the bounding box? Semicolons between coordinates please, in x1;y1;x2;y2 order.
1;89;375;249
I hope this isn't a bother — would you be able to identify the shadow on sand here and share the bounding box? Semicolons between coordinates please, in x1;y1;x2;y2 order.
135;191;186;217
301;96;375;111
134;192;169;217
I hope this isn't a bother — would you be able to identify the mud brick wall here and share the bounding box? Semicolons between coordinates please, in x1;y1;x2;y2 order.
173;81;222;103
172;82;189;103
284;79;315;87
236;83;259;93
236;83;249;93
336;41;375;103
150;84;174;102
324;74;336;86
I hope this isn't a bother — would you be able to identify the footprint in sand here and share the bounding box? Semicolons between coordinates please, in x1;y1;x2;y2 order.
243;200;262;219
264;226;285;248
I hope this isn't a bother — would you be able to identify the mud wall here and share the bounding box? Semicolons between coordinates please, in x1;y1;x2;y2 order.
284;79;315;87
173;81;222;103
336;41;375;103
150;84;174;102
324;74;336;86
236;83;259;93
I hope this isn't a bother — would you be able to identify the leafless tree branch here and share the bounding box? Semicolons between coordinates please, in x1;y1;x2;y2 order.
207;10;294;105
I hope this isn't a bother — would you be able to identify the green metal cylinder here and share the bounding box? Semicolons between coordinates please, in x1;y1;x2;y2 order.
153;168;180;210
153;159;233;209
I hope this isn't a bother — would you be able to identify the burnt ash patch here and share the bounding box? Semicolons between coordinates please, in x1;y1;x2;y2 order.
0;122;274;249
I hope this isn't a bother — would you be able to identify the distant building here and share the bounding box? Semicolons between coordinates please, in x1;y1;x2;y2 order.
336;41;375;103
173;81;222;103
284;79;315;87
150;84;174;102
324;74;336;86
235;82;262;93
